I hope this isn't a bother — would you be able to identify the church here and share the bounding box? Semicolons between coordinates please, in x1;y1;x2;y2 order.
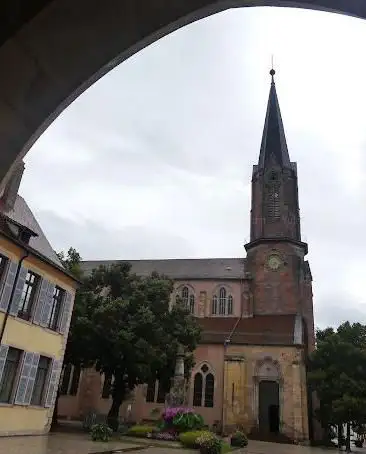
58;70;315;443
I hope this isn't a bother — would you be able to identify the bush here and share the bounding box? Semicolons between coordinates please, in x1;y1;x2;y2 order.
180;430;212;449
90;423;113;442
162;407;204;432
197;432;222;454
126;425;156;438
230;430;248;447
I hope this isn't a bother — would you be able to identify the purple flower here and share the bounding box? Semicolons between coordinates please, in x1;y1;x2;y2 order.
162;407;194;422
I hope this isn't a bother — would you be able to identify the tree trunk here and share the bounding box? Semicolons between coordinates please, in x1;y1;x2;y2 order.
107;395;122;431
338;424;344;450
345;422;351;452
51;391;60;431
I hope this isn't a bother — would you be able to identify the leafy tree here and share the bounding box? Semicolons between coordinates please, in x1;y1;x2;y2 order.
52;248;96;428
309;324;366;451
57;247;83;280
87;264;201;429
55;259;201;430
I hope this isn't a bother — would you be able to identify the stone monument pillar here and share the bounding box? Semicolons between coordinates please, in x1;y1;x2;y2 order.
166;345;187;407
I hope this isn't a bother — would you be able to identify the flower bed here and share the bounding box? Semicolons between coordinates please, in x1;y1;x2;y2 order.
161;407;204;433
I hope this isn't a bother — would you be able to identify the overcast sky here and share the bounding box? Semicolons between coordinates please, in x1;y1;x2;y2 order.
20;6;366;329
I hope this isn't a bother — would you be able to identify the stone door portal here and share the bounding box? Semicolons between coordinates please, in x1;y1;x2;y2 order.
258;380;280;434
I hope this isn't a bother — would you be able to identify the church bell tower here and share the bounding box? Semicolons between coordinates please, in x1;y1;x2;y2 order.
244;70;315;350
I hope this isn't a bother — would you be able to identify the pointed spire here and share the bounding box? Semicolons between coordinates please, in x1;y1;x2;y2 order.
258;69;291;169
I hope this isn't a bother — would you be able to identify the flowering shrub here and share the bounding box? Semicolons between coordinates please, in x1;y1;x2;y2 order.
179;430;212;449
197;432;222;454
162;407;204;432
230;430;248;447
126;425;156;438
155;431;178;441
90;423;113;442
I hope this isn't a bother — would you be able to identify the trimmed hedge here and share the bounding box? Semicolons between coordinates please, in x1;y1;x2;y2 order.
126;425;156;437
179;430;212;449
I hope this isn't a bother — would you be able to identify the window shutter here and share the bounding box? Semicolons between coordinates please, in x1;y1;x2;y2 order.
33;278;49;325
9;266;28;316
0;345;9;385
23;353;40;405
45;359;62;408
0;261;17;312
15;352;40;405
59;292;73;335
40;283;55;327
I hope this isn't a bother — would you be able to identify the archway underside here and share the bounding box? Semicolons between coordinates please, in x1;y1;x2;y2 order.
0;0;365;188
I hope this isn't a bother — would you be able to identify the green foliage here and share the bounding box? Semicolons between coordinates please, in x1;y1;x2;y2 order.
56;247;83;279
58;256;201;431
179;430;212;449
90;423;113;442
126;425;156;437
309;322;366;451
197;432;222;454
171;412;204;432
84;264;201;428
230;430;248;447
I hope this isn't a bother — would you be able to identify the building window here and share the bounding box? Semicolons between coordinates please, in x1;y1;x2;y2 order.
60;364;81;396
18;271;40;320
211;295;218;315
102;373;113;399
211;287;233;316
31;356;51;406
265;179;281;222
0;347;22;403
193;364;215;408
193;373;203;406
145;380;170;403
176;286;195;315
48;286;64;330
0;255;8;285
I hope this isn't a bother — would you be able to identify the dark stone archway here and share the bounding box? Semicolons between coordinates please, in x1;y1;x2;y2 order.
0;0;365;188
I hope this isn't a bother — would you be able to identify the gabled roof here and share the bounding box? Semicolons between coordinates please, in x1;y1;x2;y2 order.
258;70;291;170
80;257;246;280
2;195;63;268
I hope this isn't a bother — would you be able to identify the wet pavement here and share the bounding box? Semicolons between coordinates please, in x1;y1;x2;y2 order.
0;433;365;454
0;433;145;454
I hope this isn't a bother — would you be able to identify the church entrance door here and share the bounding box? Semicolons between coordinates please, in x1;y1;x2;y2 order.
258;380;280;434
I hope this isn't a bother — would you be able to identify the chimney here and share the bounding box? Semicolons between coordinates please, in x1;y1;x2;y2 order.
1;161;25;211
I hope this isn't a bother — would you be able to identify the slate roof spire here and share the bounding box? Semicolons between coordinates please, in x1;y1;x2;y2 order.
258;69;291;169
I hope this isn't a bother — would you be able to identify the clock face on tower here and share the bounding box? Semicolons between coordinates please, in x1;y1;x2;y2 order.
267;254;283;271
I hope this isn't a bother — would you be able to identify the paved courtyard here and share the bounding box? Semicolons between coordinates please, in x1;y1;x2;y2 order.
0;433;365;454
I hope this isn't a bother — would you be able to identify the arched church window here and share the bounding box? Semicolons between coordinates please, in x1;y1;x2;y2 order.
176;286;195;315
212;287;233;316
189;294;195;314
182;286;189;306
227;295;233;315
193;364;215;407
265;171;281;222
219;288;226;314
193;373;203;407
212;295;218;315
204;373;215;408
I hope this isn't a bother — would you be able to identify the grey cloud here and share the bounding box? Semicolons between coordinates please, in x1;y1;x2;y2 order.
315;292;366;330
23;8;366;328
35;210;196;260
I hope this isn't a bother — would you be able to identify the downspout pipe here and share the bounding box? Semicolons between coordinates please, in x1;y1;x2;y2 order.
0;251;29;345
